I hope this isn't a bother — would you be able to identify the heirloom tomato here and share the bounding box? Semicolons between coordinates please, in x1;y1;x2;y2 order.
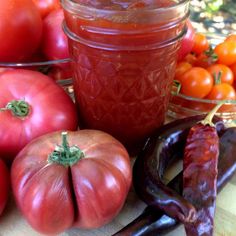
11;130;132;234
0;0;42;62
0;70;78;162
0;159;9;216
32;0;61;18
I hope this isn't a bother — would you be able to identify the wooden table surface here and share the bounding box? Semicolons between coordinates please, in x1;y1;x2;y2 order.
1;130;236;236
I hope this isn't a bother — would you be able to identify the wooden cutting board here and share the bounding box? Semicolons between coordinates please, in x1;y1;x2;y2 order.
1;128;236;236
1;162;236;236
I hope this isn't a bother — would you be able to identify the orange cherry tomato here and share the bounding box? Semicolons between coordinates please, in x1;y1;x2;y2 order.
183;53;197;65
206;83;236;100
230;62;236;79
174;62;192;81
214;41;236;66
225;34;236;43
207;64;234;85
180;67;213;98
191;33;210;55
194;52;217;68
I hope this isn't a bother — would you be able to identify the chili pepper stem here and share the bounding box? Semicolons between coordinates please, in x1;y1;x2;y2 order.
0;100;30;117
201;102;224;127
48;132;84;167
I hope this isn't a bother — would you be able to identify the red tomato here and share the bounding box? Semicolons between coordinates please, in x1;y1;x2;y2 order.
191;33;210;55
230;62;236;79
0;69;78;162
32;0;61;18
214;41;236;66
0;159;9;216
0;0;42;62
42;9;69;62
180;67;213;98
11;130;132;234
207;64;234;85
177;20;195;61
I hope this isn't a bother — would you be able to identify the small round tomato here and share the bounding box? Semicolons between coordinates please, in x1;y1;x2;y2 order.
174;61;192;81
32;0;61;18
0;159;9;216
225;34;236;43
191;33;210;55
183;53;197;65
214;41;236;66
230;62;236;79
207;64;234;85
206;83;236;100
194;50;217;68
0;0;43;62
177;20;195;61
180;67;213;98
11;130;132;234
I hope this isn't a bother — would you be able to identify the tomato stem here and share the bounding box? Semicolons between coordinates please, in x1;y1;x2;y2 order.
0;100;30;117
201;102;224;127
48;132;84;167
213;71;222;85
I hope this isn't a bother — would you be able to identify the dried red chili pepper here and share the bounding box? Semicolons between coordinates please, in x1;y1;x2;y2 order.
183;104;221;236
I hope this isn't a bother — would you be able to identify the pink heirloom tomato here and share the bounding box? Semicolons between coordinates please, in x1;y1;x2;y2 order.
0;69;78;162
11;130;132;234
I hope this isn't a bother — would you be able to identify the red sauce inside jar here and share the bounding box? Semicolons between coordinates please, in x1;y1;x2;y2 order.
62;0;188;154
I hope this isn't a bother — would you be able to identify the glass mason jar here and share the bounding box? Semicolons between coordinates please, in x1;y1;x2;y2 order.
61;0;190;154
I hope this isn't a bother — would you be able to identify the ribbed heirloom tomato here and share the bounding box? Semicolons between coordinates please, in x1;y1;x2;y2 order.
11;130;132;234
0;0;42;62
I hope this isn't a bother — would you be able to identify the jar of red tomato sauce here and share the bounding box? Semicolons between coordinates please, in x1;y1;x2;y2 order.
61;0;189;154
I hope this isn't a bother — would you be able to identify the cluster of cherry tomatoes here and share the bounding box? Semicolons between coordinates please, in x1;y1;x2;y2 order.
175;33;236;102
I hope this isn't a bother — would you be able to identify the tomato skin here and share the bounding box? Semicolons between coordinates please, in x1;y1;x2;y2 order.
32;0;61;18
177;20;195;61
207;64;234;85
191;33;209;55
42;9;69;62
11;130;132;234
0;159;9;216
194;52;216;68
0;0;42;62
0;69;78;162
214;41;236;66
174;61;192;81
225;34;236;43
206;83;236;100
180;67;213;98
